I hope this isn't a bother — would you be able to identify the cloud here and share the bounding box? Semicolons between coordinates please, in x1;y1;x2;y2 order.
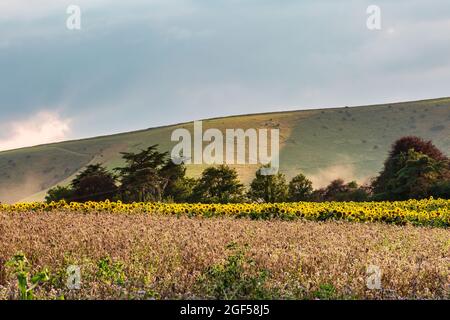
1;1;450;141
0;111;71;152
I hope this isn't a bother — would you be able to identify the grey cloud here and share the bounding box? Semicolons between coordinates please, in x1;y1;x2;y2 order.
0;0;449;139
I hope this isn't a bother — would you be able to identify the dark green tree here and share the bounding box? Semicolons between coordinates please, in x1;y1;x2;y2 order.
248;166;288;203
165;176;197;203
115;145;170;202
333;181;369;202
430;180;450;199
161;161;194;202
71;164;117;202
191;165;245;203
322;179;347;201
311;180;369;202
45;185;74;203
372;136;448;199
375;149;448;200
288;173;313;201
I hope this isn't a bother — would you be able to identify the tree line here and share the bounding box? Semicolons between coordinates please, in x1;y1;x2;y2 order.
46;136;450;203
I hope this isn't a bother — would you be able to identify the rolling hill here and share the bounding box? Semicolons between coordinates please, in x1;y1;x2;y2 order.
1;97;449;203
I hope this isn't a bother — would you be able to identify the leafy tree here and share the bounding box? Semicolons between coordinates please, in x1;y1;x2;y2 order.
374;149;448;200
45;185;73;203
288;173;313;201
115;145;171;202
71;164;117;202
372;136;449;200
333;181;370;202
115;146;191;202
191;165;245;203
159;160;196;202
322;179;347;201
311;179;369;202
309;188;326;202
165;177;197;203
160;161;193;202
248;166;288;203
388;136;447;161
372;136;448;196
430;180;450;199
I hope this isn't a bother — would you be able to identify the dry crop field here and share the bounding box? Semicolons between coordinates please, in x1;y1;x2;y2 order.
0;210;449;300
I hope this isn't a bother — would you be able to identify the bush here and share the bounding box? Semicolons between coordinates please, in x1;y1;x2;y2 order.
196;243;276;299
372;136;449;200
248;166;288;203
45;185;73;203
288;174;313;201
191;165;245;203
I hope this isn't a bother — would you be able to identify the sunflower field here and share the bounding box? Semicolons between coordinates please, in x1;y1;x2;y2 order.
2;198;449;227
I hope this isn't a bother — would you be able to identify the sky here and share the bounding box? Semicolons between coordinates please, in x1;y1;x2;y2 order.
0;0;449;151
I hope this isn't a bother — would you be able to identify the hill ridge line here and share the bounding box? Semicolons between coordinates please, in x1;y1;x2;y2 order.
1;96;449;155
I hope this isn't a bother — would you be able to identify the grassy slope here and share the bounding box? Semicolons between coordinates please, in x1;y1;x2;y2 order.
1;98;449;203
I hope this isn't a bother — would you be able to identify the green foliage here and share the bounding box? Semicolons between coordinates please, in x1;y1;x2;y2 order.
197;243;276;299
70;164;117;202
115;145;168;202
6;253;50;300
374;149;449;200
45;185;73;203
191;165;245;203
164;176;196;203
373;136;449;200
330;181;369;202
312;284;337;300
288;174;313;201
115;145;187;202
43;135;448;204
161;162;194;202
430;180;450;199
248;166;288;203
310;180;370;202
44;145;190;204
96;257;126;286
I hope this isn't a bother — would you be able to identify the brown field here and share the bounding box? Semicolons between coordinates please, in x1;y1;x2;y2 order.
0;211;449;300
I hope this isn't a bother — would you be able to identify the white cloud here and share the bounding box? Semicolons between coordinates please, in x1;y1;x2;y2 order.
0;111;71;152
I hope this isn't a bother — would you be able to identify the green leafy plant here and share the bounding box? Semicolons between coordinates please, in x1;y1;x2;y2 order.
96;256;126;286
312;283;337;300
6;253;50;300
197;243;276;299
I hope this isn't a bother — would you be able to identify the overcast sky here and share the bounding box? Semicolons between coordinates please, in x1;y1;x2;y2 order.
0;0;449;151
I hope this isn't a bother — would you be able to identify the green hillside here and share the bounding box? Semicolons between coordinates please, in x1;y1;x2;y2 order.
1;98;449;203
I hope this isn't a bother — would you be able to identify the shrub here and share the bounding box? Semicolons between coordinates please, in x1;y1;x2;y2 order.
248;166;288;203
45;185;73;203
96;257;126;286
196;243;276;299
288;174;313;201
191;165;245;203
6;253;50;300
